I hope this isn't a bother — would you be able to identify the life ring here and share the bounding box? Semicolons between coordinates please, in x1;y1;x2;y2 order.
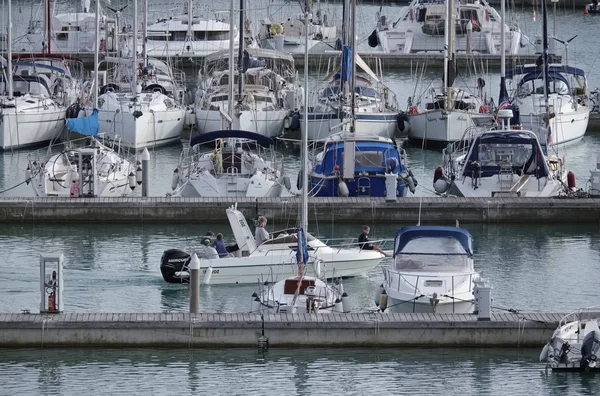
270;23;284;35
478;105;489;113
409;105;419;115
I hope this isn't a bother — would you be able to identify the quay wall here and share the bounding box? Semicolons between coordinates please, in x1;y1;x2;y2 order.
0;312;560;348
0;197;599;224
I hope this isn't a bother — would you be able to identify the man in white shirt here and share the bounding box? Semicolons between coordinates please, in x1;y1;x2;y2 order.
199;237;220;259
255;216;270;246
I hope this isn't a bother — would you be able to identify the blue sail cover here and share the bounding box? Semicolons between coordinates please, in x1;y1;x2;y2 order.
342;46;352;82
66;109;98;136
296;228;309;265
394;226;473;257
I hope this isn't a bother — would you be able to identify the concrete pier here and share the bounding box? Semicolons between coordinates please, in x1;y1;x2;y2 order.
1;196;599;224
0;311;562;348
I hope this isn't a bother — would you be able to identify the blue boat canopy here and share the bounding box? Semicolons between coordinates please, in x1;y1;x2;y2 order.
12;61;66;74
394;226;473;256
190;130;274;147
506;65;586;79
66;109;99;136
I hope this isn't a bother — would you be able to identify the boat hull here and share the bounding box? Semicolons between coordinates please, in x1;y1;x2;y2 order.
299;112;398;141
196;108;286;138
0;108;64;150
387;296;474;314
408;109;477;145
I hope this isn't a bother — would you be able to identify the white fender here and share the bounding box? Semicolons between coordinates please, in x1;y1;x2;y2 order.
334;298;344;313
202;265;213;284
251;297;262;313
433;178;450;194
379;290;388;312
341;292;350;313
338;179;349;197
539;343;550;362
375;283;384;307
313;259;323;278
406;175;416;194
171;168;180;190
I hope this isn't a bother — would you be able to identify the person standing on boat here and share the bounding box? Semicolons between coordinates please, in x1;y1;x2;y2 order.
358;226;390;257
255;216;270;246
213;233;229;258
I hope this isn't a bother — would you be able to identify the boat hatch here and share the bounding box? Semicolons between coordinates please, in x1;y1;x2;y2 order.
424;280;443;287
283;279;315;295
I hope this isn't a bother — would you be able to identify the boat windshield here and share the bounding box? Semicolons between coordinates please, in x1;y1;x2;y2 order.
395;237;472;272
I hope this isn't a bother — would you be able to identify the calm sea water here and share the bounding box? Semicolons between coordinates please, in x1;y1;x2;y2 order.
3;2;600;394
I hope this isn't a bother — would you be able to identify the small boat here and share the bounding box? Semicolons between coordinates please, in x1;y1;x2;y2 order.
308;131;417;198
171;130;293;198
251;229;348;314
27;110;139;198
586;2;600;14
540;306;600;372
380;225;480;314
432;109;572;197
159;204;386;285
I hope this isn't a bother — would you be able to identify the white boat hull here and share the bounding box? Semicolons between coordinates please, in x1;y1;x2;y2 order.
408;109;477;144
0;107;64;150
196;108;286;138
519;109;589;147
179;172;284;198
300;113;398;141
142;39;234;58
387;296;474;314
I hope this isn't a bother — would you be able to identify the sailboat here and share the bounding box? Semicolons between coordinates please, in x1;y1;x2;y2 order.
505;2;589;147
0;0;65;150
406;0;491;145
159;0;386;285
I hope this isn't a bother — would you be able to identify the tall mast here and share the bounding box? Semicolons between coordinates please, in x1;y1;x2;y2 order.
132;0;138;94
93;0;99;107
186;0;193;43
237;0;244;100
46;0;51;53
142;0;147;66
498;0;508;106
542;0;550;122
301;0;309;233
444;0;455;110
228;0;235;129
7;0;13;99
350;0;356;132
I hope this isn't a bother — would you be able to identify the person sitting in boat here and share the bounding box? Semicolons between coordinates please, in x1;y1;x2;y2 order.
200;237;220;260
255;216;271;246
358;225;390;257
213;233;229;258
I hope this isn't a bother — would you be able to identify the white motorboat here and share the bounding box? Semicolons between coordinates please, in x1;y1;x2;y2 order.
195;48;300;138
15;0;118;55
257;0;338;55
540;306;600;372
171;129;293;198
159;204;386;285
432;109;572;197
380;225;480;314
370;0;524;55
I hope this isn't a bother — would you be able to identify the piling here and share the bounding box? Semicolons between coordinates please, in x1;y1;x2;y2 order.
189;253;200;314
141;147;150;197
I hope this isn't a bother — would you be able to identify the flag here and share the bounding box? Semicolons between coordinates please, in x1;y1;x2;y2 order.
471;17;480;30
296;228;309;265
532;8;536;22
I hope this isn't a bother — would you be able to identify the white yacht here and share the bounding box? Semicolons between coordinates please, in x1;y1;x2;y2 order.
195;48;300;138
15;0;118;54
540;307;600;372
370;0;523;55
432;110;571;197
171;130;293;198
159;204;386;285
381;225;480;314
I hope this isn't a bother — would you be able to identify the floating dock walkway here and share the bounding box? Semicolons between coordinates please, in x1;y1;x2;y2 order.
1;196;599;224
0;311;563;348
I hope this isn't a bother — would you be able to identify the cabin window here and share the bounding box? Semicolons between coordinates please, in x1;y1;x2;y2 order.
194;31;206;40
171;31;187;41
351;151;384;168
206;31;229;41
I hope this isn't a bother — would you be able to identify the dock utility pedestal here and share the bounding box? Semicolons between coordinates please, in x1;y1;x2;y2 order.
40;254;64;313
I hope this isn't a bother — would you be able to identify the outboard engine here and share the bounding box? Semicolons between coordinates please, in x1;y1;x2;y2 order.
580;330;600;371
546;336;571;364
160;249;191;283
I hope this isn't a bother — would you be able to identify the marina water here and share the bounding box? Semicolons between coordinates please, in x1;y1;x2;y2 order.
2;1;600;394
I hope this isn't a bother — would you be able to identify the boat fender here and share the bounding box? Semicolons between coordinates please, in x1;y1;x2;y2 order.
171;168;180;190
374;283;384;306
539;343;551;362
334;298;344;313
396;112;408;132
202;265;213;285
433;166;450;194
567;171;576;190
251;297;262;313
409;105;419;115
379;290;388;312
290;112;300;130
368;29;379;48
406;171;416;194
341;292;350;313
296;168;304;191
313;259;323;278
128;172;137;190
136;163;143;185
338;179;349;197
25;165;31;184
283;175;291;191
270;23;283;35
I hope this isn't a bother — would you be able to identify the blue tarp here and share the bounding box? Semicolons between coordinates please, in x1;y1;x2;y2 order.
341;46;352;82
296;228;309;265
66;109;98;136
394;226;473;257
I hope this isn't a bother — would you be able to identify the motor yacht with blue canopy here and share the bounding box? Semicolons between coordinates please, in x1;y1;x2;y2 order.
380;225;480;314
308;132;417;198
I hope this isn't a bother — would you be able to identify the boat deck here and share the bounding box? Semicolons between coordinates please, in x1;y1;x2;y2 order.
0;311;563;347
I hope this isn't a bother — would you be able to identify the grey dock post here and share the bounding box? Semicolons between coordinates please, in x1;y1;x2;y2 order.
141;147;150;197
189;253;200;313
473;279;492;321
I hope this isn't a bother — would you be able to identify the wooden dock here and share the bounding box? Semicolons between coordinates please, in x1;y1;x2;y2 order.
0;196;599;224
0;311;562;348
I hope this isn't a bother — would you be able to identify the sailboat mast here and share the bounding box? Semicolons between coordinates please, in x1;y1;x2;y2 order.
7;0;13;99
301;0;309;233
142;0;147;66
46;0;51;53
238;0;244;101
228;0;235;129
132;0;138;94
542;0;550;119
187;0;193;42
500;0;505;81
350;0;356;132
93;0;99;108
444;0;451;109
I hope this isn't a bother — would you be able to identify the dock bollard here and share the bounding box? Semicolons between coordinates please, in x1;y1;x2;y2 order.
473;279;492;321
189;253;200;314
141;147;150;197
